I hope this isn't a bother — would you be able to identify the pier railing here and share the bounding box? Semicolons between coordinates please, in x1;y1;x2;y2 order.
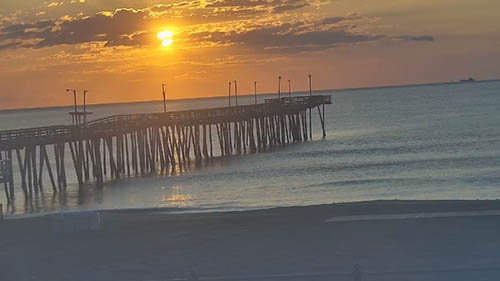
0;126;73;141
87;95;331;128
0;125;76;148
0;96;331;150
265;95;331;105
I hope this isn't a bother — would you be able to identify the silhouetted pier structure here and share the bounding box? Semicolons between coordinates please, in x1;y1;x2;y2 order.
0;96;331;203
69;111;93;126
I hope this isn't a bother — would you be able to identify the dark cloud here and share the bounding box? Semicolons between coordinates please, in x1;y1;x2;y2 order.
1;20;54;33
104;31;155;47
320;16;346;25
206;0;310;12
206;0;269;8
43;8;149;47
188;22;384;53
320;13;361;25
396;35;434;41
274;0;310;11
0;19;56;42
272;3;308;13
0;8;154;48
0;41;22;50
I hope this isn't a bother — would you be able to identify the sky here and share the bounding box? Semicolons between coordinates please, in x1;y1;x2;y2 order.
0;0;499;109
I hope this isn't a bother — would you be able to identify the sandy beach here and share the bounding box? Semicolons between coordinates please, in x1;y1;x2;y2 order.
1;200;500;281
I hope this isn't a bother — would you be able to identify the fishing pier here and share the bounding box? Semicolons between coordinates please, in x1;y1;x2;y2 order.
0;95;331;204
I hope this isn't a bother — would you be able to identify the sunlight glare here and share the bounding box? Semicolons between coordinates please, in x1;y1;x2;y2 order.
162;39;173;47
157;30;174;47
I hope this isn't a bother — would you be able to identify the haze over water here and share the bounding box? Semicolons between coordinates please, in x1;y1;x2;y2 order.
1;81;500;216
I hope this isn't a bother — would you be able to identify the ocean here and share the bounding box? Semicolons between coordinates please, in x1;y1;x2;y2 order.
1;81;500;216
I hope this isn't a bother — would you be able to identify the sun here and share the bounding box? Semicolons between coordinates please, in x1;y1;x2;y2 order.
157;30;174;47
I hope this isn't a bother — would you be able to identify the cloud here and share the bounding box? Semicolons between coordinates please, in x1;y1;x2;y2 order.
396;35;434;41
0;41;22;50
1;20;54;34
187;21;385;53
272;3;309;13
320;16;346;25
150;1;192;12
47;2;64;8
0;8;155;48
0;2;433;53
206;0;313;13
0;3;269;49
206;0;269;8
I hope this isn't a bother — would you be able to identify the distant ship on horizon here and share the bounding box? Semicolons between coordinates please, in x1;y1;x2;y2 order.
459;77;476;83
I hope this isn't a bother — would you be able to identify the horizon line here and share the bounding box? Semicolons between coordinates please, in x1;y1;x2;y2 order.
1;78;499;113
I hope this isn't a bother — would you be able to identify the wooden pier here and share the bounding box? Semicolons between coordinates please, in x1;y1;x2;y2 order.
0;96;331;204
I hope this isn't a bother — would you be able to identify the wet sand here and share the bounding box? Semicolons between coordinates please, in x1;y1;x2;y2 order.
2;200;500;281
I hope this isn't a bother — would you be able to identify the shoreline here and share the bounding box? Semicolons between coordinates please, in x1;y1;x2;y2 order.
4;199;500;222
3;199;500;281
4;199;500;221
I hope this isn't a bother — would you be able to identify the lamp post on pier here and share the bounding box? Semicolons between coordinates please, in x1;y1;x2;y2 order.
308;75;312;96
66;89;77;125
233;80;238;106
288;79;291;98
254;81;257;105
83;90;88;125
278;76;282;99
308;74;312;139
66;89;77;113
161;84;167;113
83;90;88;114
228;81;232;108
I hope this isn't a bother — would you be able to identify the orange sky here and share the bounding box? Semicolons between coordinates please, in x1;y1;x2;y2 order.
0;0;499;110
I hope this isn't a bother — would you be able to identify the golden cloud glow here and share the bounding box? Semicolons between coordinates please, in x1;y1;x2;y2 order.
157;30;174;47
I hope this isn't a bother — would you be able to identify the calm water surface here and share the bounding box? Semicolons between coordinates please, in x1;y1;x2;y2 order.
1;82;500;215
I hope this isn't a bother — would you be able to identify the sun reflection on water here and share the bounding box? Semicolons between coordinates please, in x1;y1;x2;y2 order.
161;185;193;207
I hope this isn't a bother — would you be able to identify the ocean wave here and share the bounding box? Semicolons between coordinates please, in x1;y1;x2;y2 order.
283;137;500;160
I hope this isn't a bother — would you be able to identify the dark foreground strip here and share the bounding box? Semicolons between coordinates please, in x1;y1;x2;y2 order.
157;266;500;281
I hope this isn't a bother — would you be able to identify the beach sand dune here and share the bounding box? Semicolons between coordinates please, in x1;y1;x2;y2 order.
2;200;500;281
